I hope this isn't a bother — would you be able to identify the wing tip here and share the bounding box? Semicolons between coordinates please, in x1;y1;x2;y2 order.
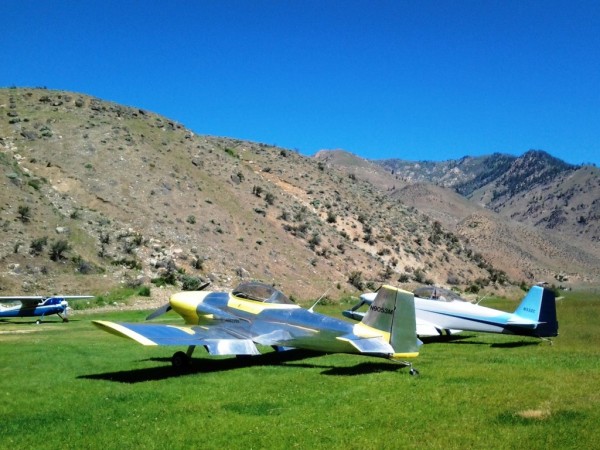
93;320;158;346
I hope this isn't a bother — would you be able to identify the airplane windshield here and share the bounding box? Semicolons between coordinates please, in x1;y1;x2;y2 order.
232;282;294;304
414;286;468;302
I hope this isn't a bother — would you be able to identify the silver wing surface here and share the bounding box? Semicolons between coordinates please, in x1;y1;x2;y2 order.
93;321;260;355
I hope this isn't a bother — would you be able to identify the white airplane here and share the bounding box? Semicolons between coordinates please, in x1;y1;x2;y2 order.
343;285;558;339
0;295;93;323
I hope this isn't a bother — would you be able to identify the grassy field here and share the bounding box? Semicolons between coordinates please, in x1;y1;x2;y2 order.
1;291;599;449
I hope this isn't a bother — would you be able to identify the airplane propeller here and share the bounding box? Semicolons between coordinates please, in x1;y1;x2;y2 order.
61;300;70;322
145;281;210;320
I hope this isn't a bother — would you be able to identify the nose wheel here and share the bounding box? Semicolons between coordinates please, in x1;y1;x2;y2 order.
171;351;191;370
171;345;196;370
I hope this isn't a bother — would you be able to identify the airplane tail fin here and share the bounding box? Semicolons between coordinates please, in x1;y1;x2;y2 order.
360;285;420;358
514;286;558;337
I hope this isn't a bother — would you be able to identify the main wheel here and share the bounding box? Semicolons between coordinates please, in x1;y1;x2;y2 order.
171;351;191;370
409;368;420;376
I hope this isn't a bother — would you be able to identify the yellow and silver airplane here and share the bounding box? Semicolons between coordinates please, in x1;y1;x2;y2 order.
94;282;421;374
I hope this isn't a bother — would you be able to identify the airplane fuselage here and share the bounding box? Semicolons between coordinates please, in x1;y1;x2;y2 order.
415;298;536;335
347;286;557;338
0;302;67;318
169;291;379;355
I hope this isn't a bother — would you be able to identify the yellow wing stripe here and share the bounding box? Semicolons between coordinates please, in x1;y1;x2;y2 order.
93;320;157;346
167;325;196;335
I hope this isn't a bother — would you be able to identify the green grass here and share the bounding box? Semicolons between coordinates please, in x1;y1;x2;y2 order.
1;292;599;449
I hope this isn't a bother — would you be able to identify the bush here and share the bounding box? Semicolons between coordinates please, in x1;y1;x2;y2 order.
17;205;31;223
265;192;275;205
327;210;337;223
138;286;151;297
180;275;206;291
308;233;321;250
398;273;410;283
348;271;364;290
73;256;95;274
30;236;48;255
49;239;71;261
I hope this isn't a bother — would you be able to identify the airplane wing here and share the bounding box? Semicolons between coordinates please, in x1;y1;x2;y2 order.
0;296;44;308
416;318;462;336
93;321;260;355
0;295;93;307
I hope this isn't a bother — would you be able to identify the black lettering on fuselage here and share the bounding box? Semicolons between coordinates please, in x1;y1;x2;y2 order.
369;305;394;315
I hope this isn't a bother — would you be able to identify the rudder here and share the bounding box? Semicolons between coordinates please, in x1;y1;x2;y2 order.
514;286;558;337
361;285;420;357
536;288;558;337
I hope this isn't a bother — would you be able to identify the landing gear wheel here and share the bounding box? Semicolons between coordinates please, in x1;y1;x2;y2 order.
171;351;191;370
62;317;69;323
409;368;420;376
36;320;41;325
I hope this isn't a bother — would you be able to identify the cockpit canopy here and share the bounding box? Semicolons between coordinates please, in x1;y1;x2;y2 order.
414;286;468;303
232;282;294;304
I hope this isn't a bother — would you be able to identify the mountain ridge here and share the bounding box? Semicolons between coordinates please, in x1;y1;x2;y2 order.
1;88;598;301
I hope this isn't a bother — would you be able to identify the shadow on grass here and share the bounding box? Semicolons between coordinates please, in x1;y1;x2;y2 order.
285;361;412;376
0;318;77;325
490;341;541;348
420;334;475;344
421;334;542;348
79;350;320;383
78;350;411;383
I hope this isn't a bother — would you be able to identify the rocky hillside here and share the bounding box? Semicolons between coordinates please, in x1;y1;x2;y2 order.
314;150;600;287
2;87;546;300
377;151;600;242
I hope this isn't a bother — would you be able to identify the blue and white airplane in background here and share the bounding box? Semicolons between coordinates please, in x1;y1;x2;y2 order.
0;295;93;323
343;285;558;340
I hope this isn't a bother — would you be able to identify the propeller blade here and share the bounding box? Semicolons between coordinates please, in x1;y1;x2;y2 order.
197;281;211;291
146;303;172;321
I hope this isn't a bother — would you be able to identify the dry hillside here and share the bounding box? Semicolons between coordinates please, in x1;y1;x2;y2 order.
1;88;597;302
315;150;600;288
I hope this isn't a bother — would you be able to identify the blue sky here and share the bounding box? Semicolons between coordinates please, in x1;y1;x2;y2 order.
2;1;599;165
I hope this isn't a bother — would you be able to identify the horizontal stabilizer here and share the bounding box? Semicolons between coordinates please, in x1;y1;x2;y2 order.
337;334;394;354
342;310;365;321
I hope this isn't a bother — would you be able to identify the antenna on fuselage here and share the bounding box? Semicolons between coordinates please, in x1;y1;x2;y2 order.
308;289;330;313
475;294;488;305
